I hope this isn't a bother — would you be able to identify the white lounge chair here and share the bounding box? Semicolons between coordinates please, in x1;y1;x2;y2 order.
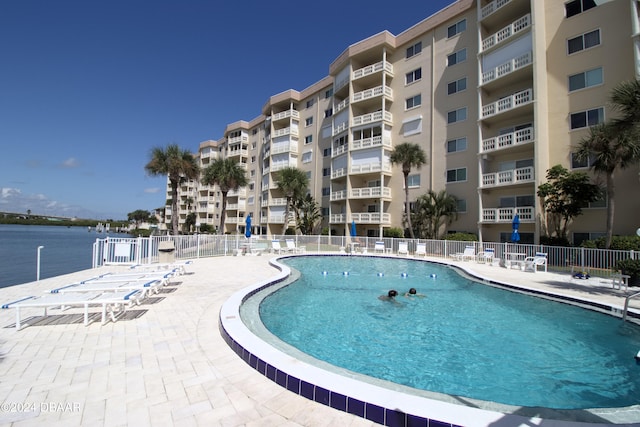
524;252;548;273
397;242;409;256
82;271;175;286
49;279;164;299
476;248;496;265
415;243;427;257
285;239;304;253
453;245;475;261
374;241;385;254
2;290;142;330
272;240;286;254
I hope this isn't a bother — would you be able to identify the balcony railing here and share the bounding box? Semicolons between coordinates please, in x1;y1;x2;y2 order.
335;98;349;114
482;14;531;51
352;85;392;103
269;198;287;206
350;162;392;175
352;60;393;80
227;135;248;144
333;121;348;136
480;0;513;19
482;88;533;118
482;206;534;223
351;135;392;151
228;188;247;197
271;143;298;155
330;190;347;201
351;212;391;224
353;110;392;126
351;186;391;198
481;127;534;153
271;109;299;122
331;167;347;179
272;127;298;138
482;51;532;85
332;144;348;158
481;166;534;188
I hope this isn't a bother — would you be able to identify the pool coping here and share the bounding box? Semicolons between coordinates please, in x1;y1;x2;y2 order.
219;254;640;426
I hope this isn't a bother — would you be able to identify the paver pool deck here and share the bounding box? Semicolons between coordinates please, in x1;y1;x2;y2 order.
0;253;638;427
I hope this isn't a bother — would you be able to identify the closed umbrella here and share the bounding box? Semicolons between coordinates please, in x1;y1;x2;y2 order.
245;214;252;239
511;214;520;243
350;220;357;237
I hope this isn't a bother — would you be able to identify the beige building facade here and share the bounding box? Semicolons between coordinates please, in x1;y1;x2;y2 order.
165;0;640;244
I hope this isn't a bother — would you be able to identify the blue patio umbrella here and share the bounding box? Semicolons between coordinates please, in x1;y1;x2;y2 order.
511;214;520;243
350;220;357;237
245;214;252;238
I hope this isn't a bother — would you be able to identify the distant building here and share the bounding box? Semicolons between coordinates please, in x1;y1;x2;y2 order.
165;0;640;244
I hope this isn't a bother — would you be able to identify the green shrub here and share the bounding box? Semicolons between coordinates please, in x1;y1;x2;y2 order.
616;259;640;286
583;235;640;250
284;227;296;235
443;232;478;241
540;235;571;247
383;227;404;238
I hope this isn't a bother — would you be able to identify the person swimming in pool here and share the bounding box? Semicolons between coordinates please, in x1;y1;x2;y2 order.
378;289;399;302
404;287;426;297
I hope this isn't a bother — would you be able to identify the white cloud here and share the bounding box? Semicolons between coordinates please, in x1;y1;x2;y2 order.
144;187;160;194
0;186;97;218
60;157;79;168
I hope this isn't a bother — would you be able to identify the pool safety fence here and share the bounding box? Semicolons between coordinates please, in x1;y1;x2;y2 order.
92;235;639;279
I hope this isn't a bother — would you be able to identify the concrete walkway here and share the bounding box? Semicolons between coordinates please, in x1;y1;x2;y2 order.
0;254;638;426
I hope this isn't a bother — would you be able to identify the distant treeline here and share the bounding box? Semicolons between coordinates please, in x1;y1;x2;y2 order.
0;213;127;228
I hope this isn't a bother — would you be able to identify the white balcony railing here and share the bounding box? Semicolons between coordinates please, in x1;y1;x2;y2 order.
350;162;392;175
227;135;248;144
352;85;393;103
332;144;348;158
352;110;392;126
351;135;392;151
482;14;531;51
270;143;298;155
228;188;247;197
482;206;535;223
482;88;533;118
271;109;299;122
272;127;299;138
482;51;532;85
480;0;513;20
335;98;349;114
330;190;347;201
481;166;534;188
331;167;348;179
351;212;391;224
333;121;348;136
352;60;394;80
481;127;534;153
330;213;347;223
350;186;392;198
269;198;287;206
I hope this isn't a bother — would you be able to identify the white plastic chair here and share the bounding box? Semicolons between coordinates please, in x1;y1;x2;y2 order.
415;243;427;257
397;242;409;256
524;252;548;273
374;241;385;253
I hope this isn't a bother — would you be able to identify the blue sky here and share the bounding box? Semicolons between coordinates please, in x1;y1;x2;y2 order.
0;0;453;220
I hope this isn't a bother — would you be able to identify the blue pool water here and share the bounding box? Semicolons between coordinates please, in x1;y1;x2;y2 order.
258;256;640;410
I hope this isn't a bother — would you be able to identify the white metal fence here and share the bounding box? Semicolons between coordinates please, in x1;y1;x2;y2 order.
92;235;639;279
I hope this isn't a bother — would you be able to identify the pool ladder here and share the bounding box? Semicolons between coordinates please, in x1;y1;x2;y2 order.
622;290;640;322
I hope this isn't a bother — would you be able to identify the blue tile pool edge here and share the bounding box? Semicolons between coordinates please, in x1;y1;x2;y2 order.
218;254;640;426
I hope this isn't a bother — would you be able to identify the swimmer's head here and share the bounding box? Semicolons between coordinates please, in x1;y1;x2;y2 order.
388;289;398;297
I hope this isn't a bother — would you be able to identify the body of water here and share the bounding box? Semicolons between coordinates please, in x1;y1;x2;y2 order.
0;224;130;288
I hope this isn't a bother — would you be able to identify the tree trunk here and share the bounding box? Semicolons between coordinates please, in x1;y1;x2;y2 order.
605;172;615;248
283;197;291;235
219;191;228;235
170;179;179;235
404;172;415;239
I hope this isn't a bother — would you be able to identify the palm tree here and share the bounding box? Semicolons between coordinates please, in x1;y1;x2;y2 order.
411;190;458;239
390;142;427;239
293;194;322;235
274;167;309;234
575;79;640;248
145;144;199;235
201;158;248;234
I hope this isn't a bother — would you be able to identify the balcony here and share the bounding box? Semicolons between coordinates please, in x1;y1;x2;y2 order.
481;206;534;223
352;85;392;104
332;167;348;179
352;61;393;80
482;88;533;119
269;198;287;206
481;51;532;86
330;213;347;223
330;189;347;201
271;142;298;155
226;201;246;211
481;127;533;153
271;109;299;122
273;126;299;138
351;186;391;199
226;217;239;224
335;98;349;114
482;14;531;52
333;121;348;136
271;162;298;173
228;188;247;197
351;212;391;224
332;144;348;158
480;0;513;19
227;148;248;157
269;215;286;223
353;110;392;126
227;135;248;144
481;166;534;188
350;162;392;175
351;135;392;151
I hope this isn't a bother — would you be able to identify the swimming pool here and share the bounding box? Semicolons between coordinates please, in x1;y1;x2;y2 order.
221;255;640;425
256;256;640;410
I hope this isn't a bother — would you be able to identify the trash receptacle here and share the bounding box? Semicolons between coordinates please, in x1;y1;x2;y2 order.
158;240;175;263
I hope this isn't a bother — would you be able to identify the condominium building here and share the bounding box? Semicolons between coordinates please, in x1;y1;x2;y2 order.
165;0;640;244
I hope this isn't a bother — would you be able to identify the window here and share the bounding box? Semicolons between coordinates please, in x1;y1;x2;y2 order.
446;168;467;183
568;29;600;54
447;107;467;124
407;174;421;188
324;108;333;118
402;116;422;136
581;191;606;208
499;195;535;207
306;99;314;108
406;94;422;109
302;151;312;163
565;0;597;18
447;19;466;38
251;155;256;163
325;88;333;98
573;232;605;246
306;171;312;180
456;199;467;213
322;187;330;196
447;137;467;153
250;169;255;177
305;117;313;126
405;68;422;85
447;48;466;66
322;167;330;176
570;107;604;129
406;41;422;58
305;135;313;144
571;152;596;168
447;77;467;95
569;67;602;92
323;148;331;157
